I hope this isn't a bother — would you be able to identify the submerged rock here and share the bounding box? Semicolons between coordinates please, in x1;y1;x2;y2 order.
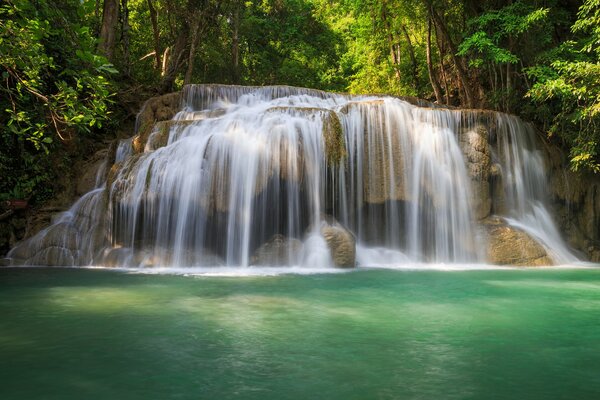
251;234;303;266
483;217;553;266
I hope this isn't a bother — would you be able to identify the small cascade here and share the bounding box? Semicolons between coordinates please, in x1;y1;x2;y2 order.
494;115;579;263
6;84;579;267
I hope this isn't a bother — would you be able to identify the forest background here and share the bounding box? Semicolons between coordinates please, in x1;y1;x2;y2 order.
1;0;599;205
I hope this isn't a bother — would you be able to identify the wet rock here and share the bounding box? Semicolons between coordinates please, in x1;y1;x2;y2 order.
340;101;407;204
27;246;77;267
251;234;303;266
489;163;506;215
133;92;182;154
145;120;194;151
459;124;492;220
136;92;182;132
483;217;553;266
40;222;80;251
320;218;356;268
76;149;109;196
102;247;133;267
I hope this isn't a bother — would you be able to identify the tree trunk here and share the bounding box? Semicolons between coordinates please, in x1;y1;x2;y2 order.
429;6;476;108
400;25;418;91
426;18;444;103
160;28;189;93
184;14;202;85
380;2;401;80
434;26;451;104
161;47;170;77
98;0;119;61
147;0;162;71
121;0;131;76
231;2;241;84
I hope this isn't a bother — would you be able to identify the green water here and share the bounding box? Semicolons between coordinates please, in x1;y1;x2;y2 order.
1;267;600;399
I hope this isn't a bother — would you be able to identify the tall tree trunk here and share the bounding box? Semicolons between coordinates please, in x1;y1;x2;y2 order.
147;0;162;71
400;25;418;91
98;0;119;61
161;47;170;77
429;6;476;108
434;27;451;104
380;2;401;80
160;28;189;93
121;0;131;76
184;14;201;85
231;2;241;84
426;18;444;103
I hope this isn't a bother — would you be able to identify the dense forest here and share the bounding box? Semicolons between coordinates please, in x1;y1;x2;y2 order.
1;0;599;205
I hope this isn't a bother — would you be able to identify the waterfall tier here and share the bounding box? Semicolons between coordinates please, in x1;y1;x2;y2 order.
7;85;578;267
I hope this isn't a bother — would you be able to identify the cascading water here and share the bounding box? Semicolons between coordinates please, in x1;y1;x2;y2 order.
493;115;579;263
6;84;579;268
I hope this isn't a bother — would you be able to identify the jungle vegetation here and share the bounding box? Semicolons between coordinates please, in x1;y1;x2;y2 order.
1;0;599;204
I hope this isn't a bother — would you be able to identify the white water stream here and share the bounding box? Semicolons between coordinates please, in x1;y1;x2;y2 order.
7;85;578;268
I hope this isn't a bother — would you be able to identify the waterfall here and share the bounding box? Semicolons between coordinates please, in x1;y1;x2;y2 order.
7;85;578;267
494;115;579;263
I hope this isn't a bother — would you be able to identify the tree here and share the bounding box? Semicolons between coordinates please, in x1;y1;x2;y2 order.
98;0;119;61
527;0;600;172
0;0;115;201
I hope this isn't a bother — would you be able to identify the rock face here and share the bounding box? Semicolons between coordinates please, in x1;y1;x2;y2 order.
483;217;553;266
459;124;492;220
545;146;600;262
320;218;356;268
8;222;81;266
251;234;303;266
76;148;109;196
132;92;182;154
341;101;407;204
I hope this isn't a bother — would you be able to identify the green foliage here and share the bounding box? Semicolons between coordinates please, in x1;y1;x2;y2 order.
527;0;600;173
0;0;115;201
458;1;552;109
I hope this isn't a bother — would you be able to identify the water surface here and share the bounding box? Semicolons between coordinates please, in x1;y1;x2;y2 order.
1;267;599;399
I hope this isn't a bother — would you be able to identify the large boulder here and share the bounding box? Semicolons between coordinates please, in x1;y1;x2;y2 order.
132;92;182;154
251;234;303;266
319;218;356;268
483;217;553;266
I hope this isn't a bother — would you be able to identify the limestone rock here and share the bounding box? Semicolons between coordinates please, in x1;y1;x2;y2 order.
136;92;182;131
76;149;109;196
27;246;77;267
145;120;194;151
320;218;356;268
459;124;492;220
251;234;303;266
133;92;182;154
40;222;80;251
340;101;406;203
483;217;553;266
